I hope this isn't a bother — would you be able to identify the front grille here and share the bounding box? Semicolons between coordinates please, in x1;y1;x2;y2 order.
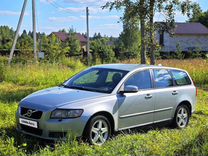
49;132;67;138
21;124;43;136
21;107;42;119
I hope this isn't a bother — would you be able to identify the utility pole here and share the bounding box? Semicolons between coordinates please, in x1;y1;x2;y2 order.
8;0;28;64
86;7;90;66
32;0;38;63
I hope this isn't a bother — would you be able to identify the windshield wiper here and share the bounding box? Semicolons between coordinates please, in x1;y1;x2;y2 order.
68;86;92;91
59;84;71;88
60;85;109;93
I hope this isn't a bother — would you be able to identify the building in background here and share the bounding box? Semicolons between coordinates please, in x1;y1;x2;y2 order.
51;32;87;53
155;22;208;54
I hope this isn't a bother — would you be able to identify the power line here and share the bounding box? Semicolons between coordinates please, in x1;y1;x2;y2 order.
46;0;63;11
46;0;84;14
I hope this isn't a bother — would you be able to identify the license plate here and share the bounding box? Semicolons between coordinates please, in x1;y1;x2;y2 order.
19;118;38;128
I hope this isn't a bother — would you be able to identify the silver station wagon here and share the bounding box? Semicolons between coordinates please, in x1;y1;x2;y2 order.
16;64;197;145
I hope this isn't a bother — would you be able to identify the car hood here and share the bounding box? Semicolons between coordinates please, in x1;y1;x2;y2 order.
20;87;109;110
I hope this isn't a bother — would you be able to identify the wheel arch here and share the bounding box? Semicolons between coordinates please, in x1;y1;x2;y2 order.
82;111;115;136
177;100;192;116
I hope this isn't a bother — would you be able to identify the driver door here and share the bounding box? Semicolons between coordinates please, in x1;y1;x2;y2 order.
117;69;155;130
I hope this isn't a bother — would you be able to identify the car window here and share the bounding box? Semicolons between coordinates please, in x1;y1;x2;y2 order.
153;69;173;88
73;70;99;85
124;70;152;90
106;71;124;83
66;68;128;93
171;70;191;86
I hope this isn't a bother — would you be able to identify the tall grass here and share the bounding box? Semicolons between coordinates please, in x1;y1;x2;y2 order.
0;59;208;155
2;63;85;87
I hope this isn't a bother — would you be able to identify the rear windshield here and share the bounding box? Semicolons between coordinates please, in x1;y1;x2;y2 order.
171;70;191;86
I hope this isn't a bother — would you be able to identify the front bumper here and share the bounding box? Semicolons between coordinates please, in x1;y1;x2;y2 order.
16;110;87;140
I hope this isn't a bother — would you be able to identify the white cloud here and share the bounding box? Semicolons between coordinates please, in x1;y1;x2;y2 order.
80;15;120;20
59;7;108;14
59;7;85;13
48;16;78;22
63;0;114;6
92;23;122;37
48;15;120;23
40;0;56;4
0;10;29;16
0;11;19;16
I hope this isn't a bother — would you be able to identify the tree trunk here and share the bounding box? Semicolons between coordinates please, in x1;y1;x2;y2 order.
149;0;156;65
140;17;146;64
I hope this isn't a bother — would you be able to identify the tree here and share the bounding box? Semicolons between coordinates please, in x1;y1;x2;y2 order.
16;30;33;60
104;0;147;64
149;0;156;65
45;34;69;62
189;3;208;28
68;32;81;56
119;5;141;59
92;33;102;40
0;26;14;51
91;38;115;63
40;33;49;53
104;0;194;64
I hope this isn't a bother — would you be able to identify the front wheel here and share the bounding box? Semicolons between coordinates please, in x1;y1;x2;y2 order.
84;115;111;145
172;105;190;129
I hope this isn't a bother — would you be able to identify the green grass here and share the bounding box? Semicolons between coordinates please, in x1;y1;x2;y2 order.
0;60;208;155
0;85;207;156
2;63;85;87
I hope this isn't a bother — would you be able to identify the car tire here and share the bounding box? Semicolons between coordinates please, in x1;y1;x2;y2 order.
172;105;190;129
84;115;111;145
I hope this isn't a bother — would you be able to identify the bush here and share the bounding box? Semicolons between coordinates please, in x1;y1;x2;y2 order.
0;64;4;82
0;56;8;64
61;57;86;70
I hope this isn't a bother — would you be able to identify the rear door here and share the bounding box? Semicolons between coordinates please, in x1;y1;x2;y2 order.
152;68;176;122
170;69;196;113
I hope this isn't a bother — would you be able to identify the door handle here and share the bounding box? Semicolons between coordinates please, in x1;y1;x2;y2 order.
172;91;178;95
145;94;152;99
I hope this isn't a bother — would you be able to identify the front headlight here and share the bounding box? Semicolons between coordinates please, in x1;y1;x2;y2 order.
50;109;83;119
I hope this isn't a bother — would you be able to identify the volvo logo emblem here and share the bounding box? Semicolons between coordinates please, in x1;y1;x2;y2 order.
23;109;36;117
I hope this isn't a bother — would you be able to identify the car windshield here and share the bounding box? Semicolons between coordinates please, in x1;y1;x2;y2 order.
63;68;128;93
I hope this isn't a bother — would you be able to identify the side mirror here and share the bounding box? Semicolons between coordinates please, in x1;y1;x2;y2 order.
119;85;139;94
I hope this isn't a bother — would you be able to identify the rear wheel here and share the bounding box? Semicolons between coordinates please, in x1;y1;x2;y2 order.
172;105;190;129
84;115;111;145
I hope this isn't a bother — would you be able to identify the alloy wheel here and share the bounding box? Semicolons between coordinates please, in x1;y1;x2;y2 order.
90;119;109;145
176;107;189;128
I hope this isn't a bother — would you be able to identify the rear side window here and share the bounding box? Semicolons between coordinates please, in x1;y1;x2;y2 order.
153;69;173;88
125;70;152;90
171;70;191;86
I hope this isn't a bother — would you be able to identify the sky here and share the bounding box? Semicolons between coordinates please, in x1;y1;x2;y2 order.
0;0;207;37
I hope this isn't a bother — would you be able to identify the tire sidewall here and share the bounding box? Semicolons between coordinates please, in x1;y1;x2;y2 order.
174;105;190;129
85;115;111;145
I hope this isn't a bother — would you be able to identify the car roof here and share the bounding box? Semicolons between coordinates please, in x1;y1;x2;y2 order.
92;64;166;72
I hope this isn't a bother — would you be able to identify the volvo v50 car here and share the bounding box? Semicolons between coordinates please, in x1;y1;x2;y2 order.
16;64;197;145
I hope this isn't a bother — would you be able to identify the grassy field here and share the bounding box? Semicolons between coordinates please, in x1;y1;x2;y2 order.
0;59;208;155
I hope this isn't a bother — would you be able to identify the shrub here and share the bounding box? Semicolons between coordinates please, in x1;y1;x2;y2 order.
0;56;8;64
0;64;4;82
